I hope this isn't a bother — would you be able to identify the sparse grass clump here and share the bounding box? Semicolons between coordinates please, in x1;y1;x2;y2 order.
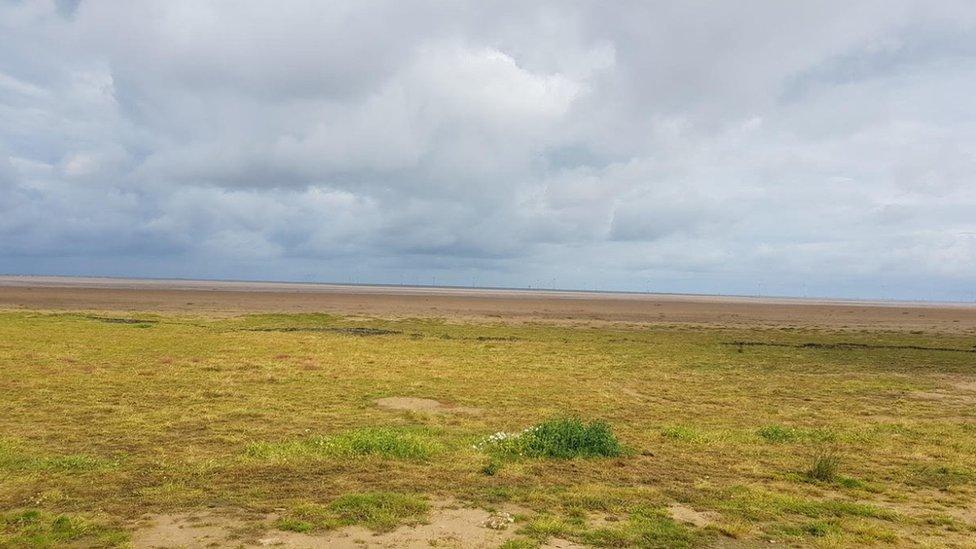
906;464;976;489
0;441;113;472
499;538;540;549
584;507;698;548
246;427;437;461
716;486;895;523
482;457;502;476
758;425;835;443
520;507;698;548
275;492;428;533
806;452;841;482
758;425;798;443
660;425;706;442
477;418;621;459
0;509;127;548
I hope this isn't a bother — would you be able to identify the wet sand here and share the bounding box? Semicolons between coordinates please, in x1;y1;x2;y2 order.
1;275;975;332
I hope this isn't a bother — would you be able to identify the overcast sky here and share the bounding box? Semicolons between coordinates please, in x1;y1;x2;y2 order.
2;1;975;300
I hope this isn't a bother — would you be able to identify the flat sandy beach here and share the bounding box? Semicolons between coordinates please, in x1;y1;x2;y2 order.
2;275;974;332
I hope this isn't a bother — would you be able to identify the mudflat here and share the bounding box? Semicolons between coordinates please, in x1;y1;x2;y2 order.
1;275;975;332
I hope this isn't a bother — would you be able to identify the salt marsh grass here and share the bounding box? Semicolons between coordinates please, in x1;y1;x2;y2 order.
1;310;975;546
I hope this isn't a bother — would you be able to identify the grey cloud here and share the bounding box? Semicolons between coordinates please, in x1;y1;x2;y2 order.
1;0;975;300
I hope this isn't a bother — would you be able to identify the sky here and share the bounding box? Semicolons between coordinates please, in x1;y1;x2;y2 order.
1;1;975;301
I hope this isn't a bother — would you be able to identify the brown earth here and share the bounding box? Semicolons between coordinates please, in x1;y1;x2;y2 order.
2;276;976;332
667;504;721;528
131;500;532;549
376;396;482;414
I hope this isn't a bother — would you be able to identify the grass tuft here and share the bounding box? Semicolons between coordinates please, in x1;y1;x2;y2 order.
806;452;841;482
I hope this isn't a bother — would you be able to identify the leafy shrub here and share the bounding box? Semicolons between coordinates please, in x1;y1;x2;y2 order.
522;418;621;458
477;418;622;459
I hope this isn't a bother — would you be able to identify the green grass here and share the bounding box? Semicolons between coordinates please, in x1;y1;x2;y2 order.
906;464;976;489
0;509;127;548
756;425;836;444
520;507;698;548
477;418;622;459
275;492;429;533
660;425;706;443
805;451;841;482
0;440;115;472
1;309;975;546
245;427;438;461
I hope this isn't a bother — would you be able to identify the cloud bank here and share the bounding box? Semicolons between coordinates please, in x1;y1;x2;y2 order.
2;1;975;300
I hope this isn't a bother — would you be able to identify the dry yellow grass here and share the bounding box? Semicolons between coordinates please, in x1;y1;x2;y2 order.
1;309;975;547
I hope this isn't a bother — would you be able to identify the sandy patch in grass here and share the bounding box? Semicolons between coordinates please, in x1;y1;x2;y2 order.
953;379;976;392
545;538;588;548
131;511;252;548
131;501;523;548
668;503;720;528
376;396;481;414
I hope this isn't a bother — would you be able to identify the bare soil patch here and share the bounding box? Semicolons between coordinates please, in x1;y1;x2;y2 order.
668;503;720;528
375;397;482;414
131;501;523;548
131;511;251;548
954;380;976;392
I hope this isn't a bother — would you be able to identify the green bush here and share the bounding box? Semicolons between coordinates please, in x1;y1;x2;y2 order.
479;418;622;459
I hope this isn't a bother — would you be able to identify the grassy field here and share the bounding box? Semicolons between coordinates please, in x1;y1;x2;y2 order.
1;309;975;547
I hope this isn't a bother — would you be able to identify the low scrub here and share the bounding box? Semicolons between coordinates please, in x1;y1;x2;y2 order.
476;418;621;459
